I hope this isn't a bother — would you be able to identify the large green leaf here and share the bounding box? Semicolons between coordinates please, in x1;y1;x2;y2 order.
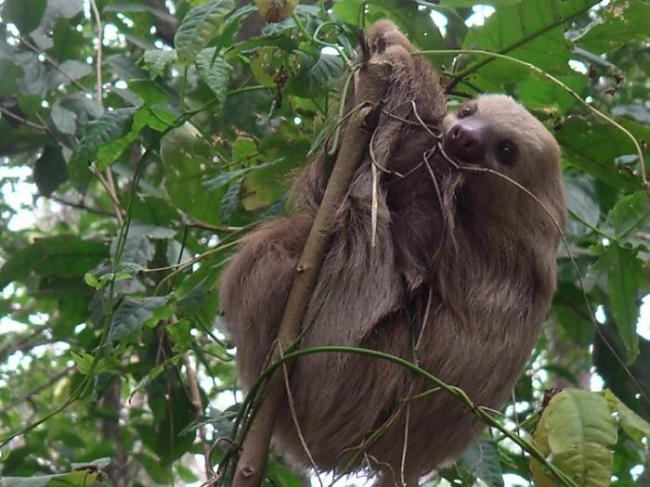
142;49;178;79
69;108;136;188
441;0;521;6
593;331;650;422
0;470;101;486
109;296;172;341
0;236;108;290
603;389;650;447
531;389;618;487
195;47;232;103
597;244;643;362
564;175;600;239
607;192;650;246
459;0;599;90
0;59;23;96
2;0;47;33
556;118;642;192
577;0;650;54
286;51;344;98
33;145;68;196
160;123;224;225
51;102;78;135
333;0;444;51
174;0;234;63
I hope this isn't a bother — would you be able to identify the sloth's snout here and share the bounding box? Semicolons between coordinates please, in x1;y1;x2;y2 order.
444;123;485;164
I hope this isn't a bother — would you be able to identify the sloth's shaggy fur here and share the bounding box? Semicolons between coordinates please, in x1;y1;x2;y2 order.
219;20;566;482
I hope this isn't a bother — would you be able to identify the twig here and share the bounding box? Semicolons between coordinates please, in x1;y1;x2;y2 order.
230;60;392;487
399;403;410;487
95;170;125;225
48;194;116;218
184;219;245;233
183;353;215;480
89;0;104;103
257;346;579;487
0;107;48;131
18;37;93;95
89;0;125;228
280;355;323;487
0;366;75;415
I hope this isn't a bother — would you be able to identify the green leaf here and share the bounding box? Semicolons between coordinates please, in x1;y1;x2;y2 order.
598;245;642;362
0;236;108;290
556;118;643;192
577;0;650;54
460;0;599;90
195;47;232;103
112;224;176;266
137;452;173;484
2;0;47;33
287;51;344;98
34;146;68;196
174;0;234;63
142;49;178;79
160;123;223;225
459;436;504;487
0;471;100;486
602;389;650;447
51;102;78;135
565;176;600;239
128;79;171;105
219;177;243;221
516;75;588;114
608;191;650;245
69;108;136;188
43;0;83;23
49;60;92;87
109;296;171;341
333;0;444;51
84;272;101;289
71;352;94;375
442;0;521;5
531;388;617;487
0;59;23;96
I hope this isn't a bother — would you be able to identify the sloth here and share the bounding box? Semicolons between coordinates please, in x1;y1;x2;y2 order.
219;20;566;484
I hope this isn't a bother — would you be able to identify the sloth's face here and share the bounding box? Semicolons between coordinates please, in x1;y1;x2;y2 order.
441;95;565;228
441;94;561;188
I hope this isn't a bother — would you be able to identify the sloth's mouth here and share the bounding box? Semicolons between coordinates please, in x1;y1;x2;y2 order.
443;122;486;166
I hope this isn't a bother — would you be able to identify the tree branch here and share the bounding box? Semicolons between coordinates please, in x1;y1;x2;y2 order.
47;194;116;218
183;354;214;480
230;59;392;487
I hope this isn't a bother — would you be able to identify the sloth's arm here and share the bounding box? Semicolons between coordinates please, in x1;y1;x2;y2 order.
294;21;445;211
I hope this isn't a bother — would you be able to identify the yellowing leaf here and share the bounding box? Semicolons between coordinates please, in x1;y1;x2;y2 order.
532;388;617;487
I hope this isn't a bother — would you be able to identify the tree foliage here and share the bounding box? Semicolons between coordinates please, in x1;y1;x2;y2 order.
0;0;649;486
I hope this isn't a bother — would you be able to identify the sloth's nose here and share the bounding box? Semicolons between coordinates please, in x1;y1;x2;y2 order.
445;124;485;164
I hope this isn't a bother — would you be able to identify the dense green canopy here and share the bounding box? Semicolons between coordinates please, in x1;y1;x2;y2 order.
0;0;649;486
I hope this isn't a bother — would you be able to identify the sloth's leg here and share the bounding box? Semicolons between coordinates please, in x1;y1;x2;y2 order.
219;215;311;387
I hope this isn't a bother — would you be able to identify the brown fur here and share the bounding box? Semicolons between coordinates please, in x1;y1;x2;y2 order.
219;20;566;482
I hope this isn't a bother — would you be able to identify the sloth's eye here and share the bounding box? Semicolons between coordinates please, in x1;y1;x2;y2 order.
458;105;475;118
496;140;517;165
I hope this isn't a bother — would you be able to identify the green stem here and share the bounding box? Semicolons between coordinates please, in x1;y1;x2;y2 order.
568;209;614;240
238;345;579;487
